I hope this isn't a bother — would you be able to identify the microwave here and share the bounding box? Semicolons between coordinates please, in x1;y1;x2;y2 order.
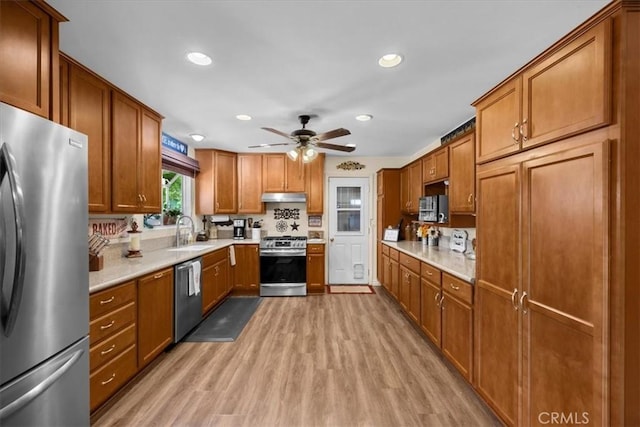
419;195;448;223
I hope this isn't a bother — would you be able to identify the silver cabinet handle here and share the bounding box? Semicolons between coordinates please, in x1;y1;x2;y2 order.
100;320;115;330
100;344;116;356
511;122;520;143
519;291;528;314
511;289;519;311
100;296;115;305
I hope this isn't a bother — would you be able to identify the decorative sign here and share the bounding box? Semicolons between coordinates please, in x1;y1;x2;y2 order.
273;208;300;220
290;221;300;231
440;117;476;144
336;161;365;171
275;220;288;232
161;132;188;155
383;228;400;242
308;215;322;227
88;218;128;239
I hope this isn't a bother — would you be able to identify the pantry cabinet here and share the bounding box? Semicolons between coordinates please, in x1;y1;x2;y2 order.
305;153;325;214
195;149;238;214
237;154;264;214
422;146;449;184
0;0;65;120
474;20;611;164
306;243;325;294
137;267;173;369
448;132;475;214
262;153;305;192
111;91;162;213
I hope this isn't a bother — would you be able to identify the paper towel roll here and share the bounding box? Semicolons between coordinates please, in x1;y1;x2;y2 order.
209;215;230;223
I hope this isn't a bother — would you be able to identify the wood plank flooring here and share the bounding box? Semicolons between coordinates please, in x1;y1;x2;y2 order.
92;291;501;426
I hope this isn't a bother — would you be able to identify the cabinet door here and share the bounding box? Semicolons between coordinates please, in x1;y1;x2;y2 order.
201;264;217;315
215;258;230;301
194;150;214;214
139;109;162;212
381;253;390;292
522;21;611;150
408;161;422;212
408;269;421;324
422;155;434;183
214;151;237;213
433;147;449;181
68;63;111;213
449;133;475;213
262;154;285;192
420;279;441;347
475;163;520;425
0;1;53;118
111;91;141;212
390;259;399;300
305;153;324;214
399;267;411;313
238;154;264;213
521;140;608;425
285;156;305;192
441;293;473;381
400;167;409;213
475;77;522;164
137;268;173;369
307;251;325;294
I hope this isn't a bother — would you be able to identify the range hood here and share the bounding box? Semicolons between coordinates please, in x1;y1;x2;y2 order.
261;192;307;203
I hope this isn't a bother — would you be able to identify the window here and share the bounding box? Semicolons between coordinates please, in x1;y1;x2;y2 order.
336;186;362;232
144;170;192;228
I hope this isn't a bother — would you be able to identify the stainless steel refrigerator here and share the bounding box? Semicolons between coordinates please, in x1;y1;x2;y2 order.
0;102;89;426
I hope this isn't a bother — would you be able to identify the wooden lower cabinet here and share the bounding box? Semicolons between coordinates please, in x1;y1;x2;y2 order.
306;243;325;294
441;276;473;381
420;262;442;347
232;245;259;294
202;248;231;313
89;281;137;412
399;265;420;323
137;268;174;369
389;250;400;300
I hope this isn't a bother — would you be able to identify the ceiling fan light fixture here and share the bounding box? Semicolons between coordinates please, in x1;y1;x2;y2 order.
286;149;299;161
346;143;356;148
356;114;373;121
236;114;252;121
302;148;318;163
190;133;205;142
378;53;402;68
186;51;212;66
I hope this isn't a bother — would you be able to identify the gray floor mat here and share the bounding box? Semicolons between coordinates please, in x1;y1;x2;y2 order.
183;297;262;342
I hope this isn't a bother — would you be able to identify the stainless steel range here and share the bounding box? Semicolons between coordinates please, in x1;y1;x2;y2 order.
259;236;307;297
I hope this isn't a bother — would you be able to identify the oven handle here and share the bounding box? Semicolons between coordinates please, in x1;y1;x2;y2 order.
259;249;306;257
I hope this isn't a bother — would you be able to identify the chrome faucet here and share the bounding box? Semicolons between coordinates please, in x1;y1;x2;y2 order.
175;215;195;248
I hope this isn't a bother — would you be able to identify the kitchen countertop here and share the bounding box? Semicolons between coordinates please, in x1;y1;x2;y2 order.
381;241;476;283
89;239;260;294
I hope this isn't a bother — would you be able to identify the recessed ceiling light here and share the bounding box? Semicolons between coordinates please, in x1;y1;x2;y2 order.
346;143;356;148
186;52;212;66
356;114;373;121
190;133;205;142
378;53;402;68
236;114;252;121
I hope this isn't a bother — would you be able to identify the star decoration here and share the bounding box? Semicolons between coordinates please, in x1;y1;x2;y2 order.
290;221;299;231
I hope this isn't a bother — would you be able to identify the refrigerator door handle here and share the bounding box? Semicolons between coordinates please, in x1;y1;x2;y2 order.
0;143;27;337
0;347;84;420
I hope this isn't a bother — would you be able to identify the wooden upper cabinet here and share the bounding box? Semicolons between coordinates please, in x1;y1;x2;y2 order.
195;150;237;214
65;59;111;212
449;132;475;213
474;19;611;164
111;91;162;213
305;153;324;214
262;153;305;192
237;154;264;214
422;147;449;184
0;0;65;120
402;161;422;213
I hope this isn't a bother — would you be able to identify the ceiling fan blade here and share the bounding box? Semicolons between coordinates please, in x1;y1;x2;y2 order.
261;127;294;139
314;142;356;152
313;128;351;141
248;142;295;148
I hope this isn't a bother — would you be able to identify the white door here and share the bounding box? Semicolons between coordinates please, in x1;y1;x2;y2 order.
328;177;369;284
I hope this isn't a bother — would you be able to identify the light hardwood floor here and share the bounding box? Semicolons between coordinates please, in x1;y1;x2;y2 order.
93;291;501;426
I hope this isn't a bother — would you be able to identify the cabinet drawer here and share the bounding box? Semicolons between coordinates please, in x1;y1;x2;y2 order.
90;344;137;411
89;302;136;345
399;253;420;273
442;273;472;305
203;247;228;268
90;323;136;372
389;248;399;261
307;244;325;254
382;245;390;256
90;281;136;320
421;262;441;285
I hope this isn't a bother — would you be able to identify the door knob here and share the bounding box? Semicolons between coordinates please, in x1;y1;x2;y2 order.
330;238;334;242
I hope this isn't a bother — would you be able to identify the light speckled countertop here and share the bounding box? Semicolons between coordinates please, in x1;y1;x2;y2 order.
382;241;476;283
89;239;260;293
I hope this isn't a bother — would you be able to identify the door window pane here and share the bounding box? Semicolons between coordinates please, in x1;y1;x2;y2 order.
336;186;362;232
337;187;361;208
337;211;361;232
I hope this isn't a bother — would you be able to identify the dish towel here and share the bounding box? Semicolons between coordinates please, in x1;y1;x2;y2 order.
192;260;201;296
229;245;236;266
188;267;195;297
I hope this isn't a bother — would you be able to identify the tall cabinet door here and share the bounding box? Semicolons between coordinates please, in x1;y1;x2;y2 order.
521;140;609;425
111;91;141;212
238;154;263;213
139;110;162;212
475;163;521;426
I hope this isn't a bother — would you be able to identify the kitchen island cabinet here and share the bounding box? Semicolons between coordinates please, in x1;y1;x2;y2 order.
0;0;65;121
137;267;173;369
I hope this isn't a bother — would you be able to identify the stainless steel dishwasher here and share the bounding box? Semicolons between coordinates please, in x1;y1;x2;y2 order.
173;257;203;343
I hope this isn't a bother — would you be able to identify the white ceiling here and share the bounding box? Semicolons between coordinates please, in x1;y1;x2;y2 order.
49;0;609;158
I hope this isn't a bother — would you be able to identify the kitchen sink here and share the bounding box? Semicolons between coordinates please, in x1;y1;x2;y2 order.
167;244;217;252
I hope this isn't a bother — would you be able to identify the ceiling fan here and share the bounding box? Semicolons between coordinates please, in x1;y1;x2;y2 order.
249;115;355;162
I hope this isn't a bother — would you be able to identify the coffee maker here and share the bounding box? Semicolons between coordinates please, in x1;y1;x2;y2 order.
233;219;246;239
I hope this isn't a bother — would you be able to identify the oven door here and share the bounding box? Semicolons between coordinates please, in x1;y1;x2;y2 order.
259;250;307;296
